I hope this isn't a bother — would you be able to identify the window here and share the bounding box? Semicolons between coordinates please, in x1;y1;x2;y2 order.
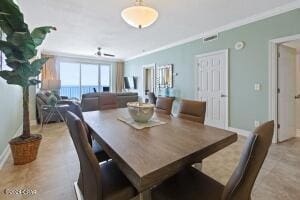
59;61;111;99
100;65;110;91
81;64;99;95
60;62;80;99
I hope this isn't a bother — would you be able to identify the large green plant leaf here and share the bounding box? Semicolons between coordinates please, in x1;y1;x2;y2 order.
6;32;37;59
0;40;15;55
0;0;55;87
0;70;26;87
31;57;49;70
5;58;28;69
0;12;13;35
31;26;56;47
28;79;41;86
0;40;25;68
0;0;28;34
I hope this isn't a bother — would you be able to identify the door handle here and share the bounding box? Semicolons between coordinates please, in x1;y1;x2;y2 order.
295;94;300;99
221;94;228;98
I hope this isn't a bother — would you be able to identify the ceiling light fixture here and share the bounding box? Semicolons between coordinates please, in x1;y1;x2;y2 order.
121;0;159;29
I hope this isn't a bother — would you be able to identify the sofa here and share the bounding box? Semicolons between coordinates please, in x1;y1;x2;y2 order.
81;92;138;112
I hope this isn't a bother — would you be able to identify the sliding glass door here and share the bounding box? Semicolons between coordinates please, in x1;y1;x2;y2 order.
100;65;110;92
60;62;80;99
81;64;99;94
60;62;111;99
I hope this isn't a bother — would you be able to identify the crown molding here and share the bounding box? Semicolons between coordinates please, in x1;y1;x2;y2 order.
42;50;124;62
126;1;300;61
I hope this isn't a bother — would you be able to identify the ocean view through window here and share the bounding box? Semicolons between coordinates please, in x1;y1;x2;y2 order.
60;62;111;99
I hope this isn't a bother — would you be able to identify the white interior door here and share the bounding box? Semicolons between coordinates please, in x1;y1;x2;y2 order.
195;50;228;129
278;45;296;142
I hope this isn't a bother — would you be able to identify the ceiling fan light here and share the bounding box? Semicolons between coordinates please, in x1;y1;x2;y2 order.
121;5;159;29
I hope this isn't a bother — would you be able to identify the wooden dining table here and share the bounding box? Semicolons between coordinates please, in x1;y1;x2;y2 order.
83;108;237;200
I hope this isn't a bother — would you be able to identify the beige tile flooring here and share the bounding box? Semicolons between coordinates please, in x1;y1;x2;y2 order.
0;123;300;200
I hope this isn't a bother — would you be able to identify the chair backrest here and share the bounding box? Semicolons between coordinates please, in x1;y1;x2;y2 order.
65;111;102;200
148;92;157;104
99;93;118;110
67;102;92;145
177;99;206;123
155;97;174;115
222;121;274;200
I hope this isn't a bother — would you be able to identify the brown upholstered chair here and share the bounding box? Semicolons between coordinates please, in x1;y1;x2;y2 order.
67;103;109;162
152;121;274;200
99;94;118;110
148;92;157;104
155;97;174;115
178;99;206;123
65;111;137;200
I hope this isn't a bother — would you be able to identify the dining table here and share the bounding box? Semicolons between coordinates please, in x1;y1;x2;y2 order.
83;108;238;200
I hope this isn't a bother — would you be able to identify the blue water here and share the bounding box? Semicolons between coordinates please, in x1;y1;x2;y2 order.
60;85;107;99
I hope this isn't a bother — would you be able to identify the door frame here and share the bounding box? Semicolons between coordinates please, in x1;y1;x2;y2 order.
268;34;300;143
194;49;229;129
142;63;156;100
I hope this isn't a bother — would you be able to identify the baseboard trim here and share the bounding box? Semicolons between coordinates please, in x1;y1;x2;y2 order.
74;182;84;200
0;125;23;170
296;129;300;138
227;127;251;138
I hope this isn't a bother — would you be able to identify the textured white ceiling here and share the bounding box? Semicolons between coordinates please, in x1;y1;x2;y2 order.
19;0;299;60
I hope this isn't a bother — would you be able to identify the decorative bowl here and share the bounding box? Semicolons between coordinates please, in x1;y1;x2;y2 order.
127;102;154;123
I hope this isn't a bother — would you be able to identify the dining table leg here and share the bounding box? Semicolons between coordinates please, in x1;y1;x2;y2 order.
138;190;151;200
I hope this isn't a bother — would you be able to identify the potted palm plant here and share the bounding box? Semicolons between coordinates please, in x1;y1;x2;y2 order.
0;0;55;165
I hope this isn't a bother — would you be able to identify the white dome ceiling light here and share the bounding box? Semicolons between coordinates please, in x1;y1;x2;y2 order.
121;0;159;29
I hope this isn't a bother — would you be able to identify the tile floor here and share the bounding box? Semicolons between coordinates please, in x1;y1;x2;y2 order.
0;123;299;200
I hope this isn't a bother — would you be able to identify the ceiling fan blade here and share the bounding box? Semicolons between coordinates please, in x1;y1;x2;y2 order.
103;53;115;57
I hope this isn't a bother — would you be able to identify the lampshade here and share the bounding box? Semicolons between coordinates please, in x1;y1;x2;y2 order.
42;80;61;90
121;0;159;29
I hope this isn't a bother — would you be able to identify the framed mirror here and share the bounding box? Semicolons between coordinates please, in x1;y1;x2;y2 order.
156;64;173;89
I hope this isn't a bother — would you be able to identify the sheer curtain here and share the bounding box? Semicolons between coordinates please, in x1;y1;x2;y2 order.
116;62;124;92
40;54;59;89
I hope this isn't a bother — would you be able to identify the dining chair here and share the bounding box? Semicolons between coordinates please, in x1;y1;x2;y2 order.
99;93;118;110
65;111;138;200
67;102;110;163
155;97;175;115
148;92;157;104
178;99;206;123
152;120;274;200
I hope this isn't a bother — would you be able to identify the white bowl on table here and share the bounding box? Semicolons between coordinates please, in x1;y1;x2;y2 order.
127;102;154;123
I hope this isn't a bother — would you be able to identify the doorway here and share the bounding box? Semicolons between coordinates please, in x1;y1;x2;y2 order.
269;34;300;143
195;49;228;129
142;64;156;102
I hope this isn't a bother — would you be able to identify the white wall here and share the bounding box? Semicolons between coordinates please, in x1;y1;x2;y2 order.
0;79;23;155
296;52;300;130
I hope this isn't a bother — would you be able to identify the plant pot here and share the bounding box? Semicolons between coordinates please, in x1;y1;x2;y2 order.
9;134;42;165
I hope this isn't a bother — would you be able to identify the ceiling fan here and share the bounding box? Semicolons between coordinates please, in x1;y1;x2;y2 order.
95;47;115;57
